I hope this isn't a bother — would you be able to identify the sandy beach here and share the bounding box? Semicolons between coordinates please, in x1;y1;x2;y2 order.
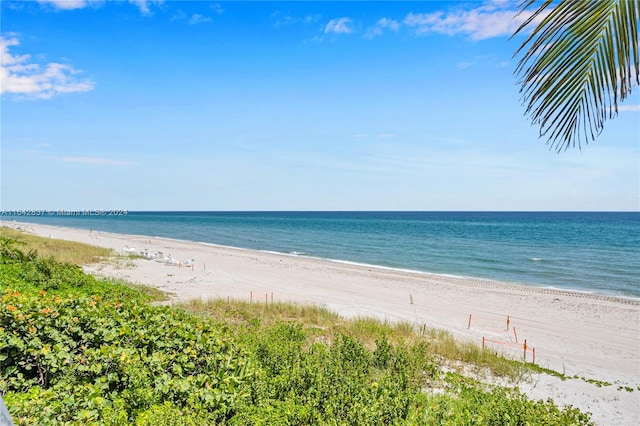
2;220;639;425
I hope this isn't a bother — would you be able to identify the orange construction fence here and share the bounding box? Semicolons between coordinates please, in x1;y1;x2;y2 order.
482;336;536;364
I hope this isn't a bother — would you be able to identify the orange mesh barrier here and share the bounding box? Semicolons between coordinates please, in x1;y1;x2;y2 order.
482;336;536;364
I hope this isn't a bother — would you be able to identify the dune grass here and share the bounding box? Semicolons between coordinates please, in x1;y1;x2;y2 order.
177;297;531;382
0;227;112;264
0;229;168;303
99;276;170;303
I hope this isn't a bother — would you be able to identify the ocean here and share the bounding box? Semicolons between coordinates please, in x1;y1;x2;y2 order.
5;211;639;298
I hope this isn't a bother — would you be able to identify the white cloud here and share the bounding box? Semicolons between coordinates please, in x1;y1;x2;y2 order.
271;11;321;27
36;0;164;14
37;0;89;10
303;15;321;24
305;35;325;44
210;3;224;15
189;14;212;25
57;156;137;165
325;17;353;35
173;11;215;25
1;37;95;100
364;17;400;39
377;133;396;139
380;17;400;31
170;10;186;22
403;1;547;41
128;0;163;15
617;105;640;112
270;11;293;26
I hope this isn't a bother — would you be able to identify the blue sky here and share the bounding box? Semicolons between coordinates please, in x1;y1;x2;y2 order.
1;0;638;211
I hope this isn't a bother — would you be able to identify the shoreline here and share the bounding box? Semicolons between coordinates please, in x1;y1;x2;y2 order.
245;249;640;305
2;220;640;424
4;219;638;302
248;247;640;302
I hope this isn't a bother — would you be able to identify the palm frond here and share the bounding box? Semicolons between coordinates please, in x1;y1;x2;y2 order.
514;0;639;152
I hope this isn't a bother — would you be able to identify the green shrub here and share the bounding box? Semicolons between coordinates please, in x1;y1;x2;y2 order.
0;237;157;303
233;325;426;425
423;373;593;425
1;269;253;424
0;237;595;425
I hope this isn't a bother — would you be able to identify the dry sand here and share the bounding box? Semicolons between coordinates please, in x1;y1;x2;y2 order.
3;220;639;425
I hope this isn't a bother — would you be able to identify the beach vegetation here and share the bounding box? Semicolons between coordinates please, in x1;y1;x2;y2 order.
111;257;138;270
0;228;145;272
1;238;251;424
578;376;612;388
100;277;170;303
0;237;164;303
0;228;111;265
180;298;531;383
1;237;595;425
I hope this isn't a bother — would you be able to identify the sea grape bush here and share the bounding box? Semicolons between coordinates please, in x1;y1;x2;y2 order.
0;290;252;424
0;238;252;424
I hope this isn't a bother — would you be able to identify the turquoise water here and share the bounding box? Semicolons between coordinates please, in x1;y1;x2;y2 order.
6;211;639;298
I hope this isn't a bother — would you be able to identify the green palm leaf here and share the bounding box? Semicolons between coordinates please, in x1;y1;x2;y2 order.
514;0;639;152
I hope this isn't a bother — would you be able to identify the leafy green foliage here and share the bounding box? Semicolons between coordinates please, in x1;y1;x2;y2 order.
226;319;591;425
0;238;251;424
514;0;639;151
0;237;158;303
232;324;432;425
0;236;594;425
0;229;111;264
1;290;252;424
424;373;593;425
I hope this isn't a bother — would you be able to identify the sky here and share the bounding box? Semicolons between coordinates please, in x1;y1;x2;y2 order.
1;0;639;211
